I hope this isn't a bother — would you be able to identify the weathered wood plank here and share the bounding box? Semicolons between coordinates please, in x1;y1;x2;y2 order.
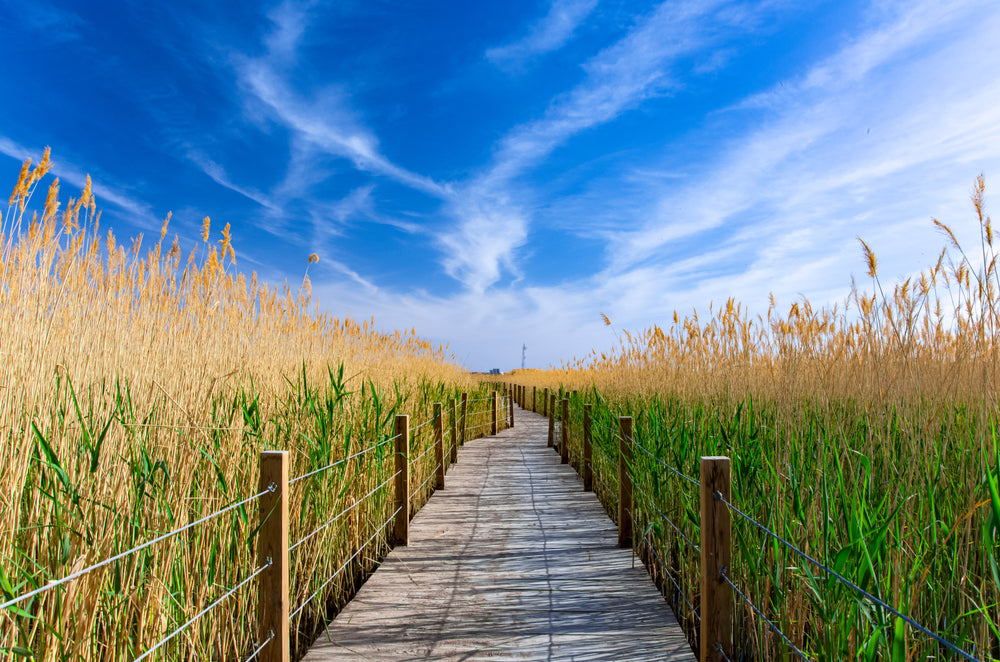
304;406;695;662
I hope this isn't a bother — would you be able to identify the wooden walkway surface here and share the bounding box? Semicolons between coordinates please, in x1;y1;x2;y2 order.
304;405;695;661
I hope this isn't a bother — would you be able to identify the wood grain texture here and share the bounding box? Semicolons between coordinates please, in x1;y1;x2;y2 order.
449;397;458;465
258;451;289;662
394;415;409;546
699;456;732;662
583;404;593;492
560;398;570;465
617;417;633;550
303;407;694;662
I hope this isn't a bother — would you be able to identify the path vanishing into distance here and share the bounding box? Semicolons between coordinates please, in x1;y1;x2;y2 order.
303;405;695;662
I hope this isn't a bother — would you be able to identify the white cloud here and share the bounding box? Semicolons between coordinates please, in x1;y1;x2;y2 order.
309;0;1000;369
0;136;160;231
486;0;599;68
186;149;277;211
440;0;760;295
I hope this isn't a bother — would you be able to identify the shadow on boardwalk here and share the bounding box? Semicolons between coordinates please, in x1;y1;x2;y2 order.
304;406;695;661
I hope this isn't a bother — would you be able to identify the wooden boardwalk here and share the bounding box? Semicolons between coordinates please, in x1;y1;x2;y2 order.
304;405;695;661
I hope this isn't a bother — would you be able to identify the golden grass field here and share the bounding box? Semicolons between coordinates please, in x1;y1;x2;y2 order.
2;149;998;660
508;176;1000;660
0;150;495;660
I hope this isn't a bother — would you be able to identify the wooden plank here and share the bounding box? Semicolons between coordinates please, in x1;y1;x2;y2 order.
393;415;409;545
449;397;458;464
700;456;732;662
434;403;445;489
560;397;569;464
583;403;593;492
258;451;289;662
618;416;633;549
305;404;695;662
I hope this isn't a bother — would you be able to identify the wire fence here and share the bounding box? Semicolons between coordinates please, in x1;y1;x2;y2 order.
0;483;276;612
1;387;507;659
290;469;401;551
536;391;984;662
290;435;397;485
291;505;403;619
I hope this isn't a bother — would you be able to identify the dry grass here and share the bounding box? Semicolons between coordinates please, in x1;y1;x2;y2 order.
0;151;487;660
511;177;1000;660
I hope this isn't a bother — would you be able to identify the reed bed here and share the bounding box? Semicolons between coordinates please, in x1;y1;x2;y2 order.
0;151;492;660
510;177;1000;660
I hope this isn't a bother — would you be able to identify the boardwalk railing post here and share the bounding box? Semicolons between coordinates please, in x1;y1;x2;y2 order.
258;451;289;662
434;403;445;489
700;456;732;662
509;387;515;428
460;393;468;447
560;398;570;465
547;394;556;448
491;391;498;435
394;415;409;545
449;397;458;464
542;388;548;417
532;386;537;413
583;404;593;491
617;417;633;549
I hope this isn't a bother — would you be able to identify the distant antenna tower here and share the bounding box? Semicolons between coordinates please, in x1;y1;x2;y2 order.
522;343;527;370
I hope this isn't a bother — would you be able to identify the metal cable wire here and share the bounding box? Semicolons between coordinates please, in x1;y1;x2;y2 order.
243;629;275;662
714;642;734;662
409;464;441;500
0;484;276;612
290;470;401;551
134;559;272;661
591;419;621;438
291;506;402;618
714;491;977;662
410;415;436;433
409;441;437;466
591;440;619;468
638;535;700;624
289;436;395;485
120;422;242;432
592;471;620;504
626;434;700;489
631;481;701;554
720;568;811;661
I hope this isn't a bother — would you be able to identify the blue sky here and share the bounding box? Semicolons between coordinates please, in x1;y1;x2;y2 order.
2;0;999;371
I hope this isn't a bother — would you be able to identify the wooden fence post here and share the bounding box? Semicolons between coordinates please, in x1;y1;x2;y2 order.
258;451;289;662
449;397;458;464
491;391;498;435
583;404;593;492
547;394;556;448
434;403;445;489
560;398;570;465
508;387;515;428
460;393;468;447
542;388;548;417
532;387;537;413
700;456;732;662
618;416;633;549
394;415;409;545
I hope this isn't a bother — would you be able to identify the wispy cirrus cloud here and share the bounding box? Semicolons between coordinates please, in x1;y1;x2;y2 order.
486;0;599;69
442;0;772;294
0;135;159;230
613;0;1000;273
185;149;277;211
